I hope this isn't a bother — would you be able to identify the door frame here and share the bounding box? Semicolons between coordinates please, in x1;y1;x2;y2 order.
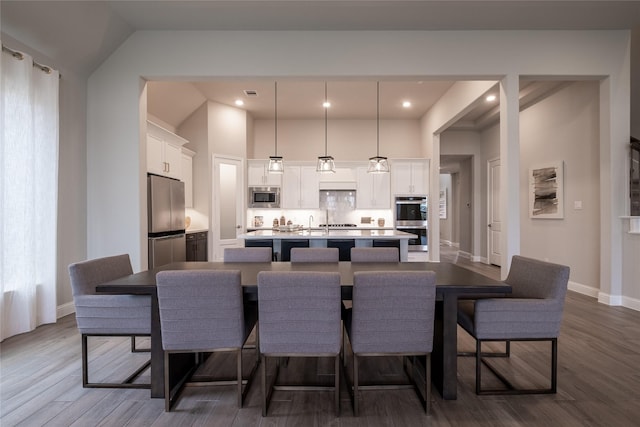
211;154;245;261
487;157;501;266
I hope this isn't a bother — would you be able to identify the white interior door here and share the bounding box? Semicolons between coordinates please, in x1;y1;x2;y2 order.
211;155;244;261
488;158;502;266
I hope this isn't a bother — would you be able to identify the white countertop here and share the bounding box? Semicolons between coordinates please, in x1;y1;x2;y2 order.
241;229;414;239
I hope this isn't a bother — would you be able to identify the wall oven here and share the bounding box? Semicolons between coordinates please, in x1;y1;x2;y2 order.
248;186;280;208
395;196;428;251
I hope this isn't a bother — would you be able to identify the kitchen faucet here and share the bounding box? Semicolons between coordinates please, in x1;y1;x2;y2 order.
325;209;329;234
308;215;313;231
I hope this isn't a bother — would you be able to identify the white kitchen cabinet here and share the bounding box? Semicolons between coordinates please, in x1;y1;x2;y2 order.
146;121;188;180
247;159;282;187
282;165;319;209
182;149;195;208
356;166;391;208
391;159;428;195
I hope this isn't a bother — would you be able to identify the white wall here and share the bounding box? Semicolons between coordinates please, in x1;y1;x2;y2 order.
85;30;633;306
251;118;421;160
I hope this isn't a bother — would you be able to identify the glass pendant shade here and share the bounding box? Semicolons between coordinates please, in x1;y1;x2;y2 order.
316;155;336;173
367;155;390;173
267;156;284;173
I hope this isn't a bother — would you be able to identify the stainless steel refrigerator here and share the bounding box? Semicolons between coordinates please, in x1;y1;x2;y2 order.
148;174;186;269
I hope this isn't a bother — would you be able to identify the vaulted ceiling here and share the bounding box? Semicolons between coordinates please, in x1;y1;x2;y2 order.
2;1;637;128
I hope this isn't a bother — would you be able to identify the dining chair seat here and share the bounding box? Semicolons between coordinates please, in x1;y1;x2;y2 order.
156;269;259;411
257;270;342;416
289;247;339;263
224;247;272;262
350;247;399;263
457;255;570;395
68;254;151;389
343;270;436;415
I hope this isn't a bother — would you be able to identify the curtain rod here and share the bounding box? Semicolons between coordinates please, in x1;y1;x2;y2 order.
2;45;60;77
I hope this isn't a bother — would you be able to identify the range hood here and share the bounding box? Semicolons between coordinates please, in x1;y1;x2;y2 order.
319;167;356;190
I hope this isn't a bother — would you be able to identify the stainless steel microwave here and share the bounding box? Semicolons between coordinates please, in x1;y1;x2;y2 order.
248;186;280;208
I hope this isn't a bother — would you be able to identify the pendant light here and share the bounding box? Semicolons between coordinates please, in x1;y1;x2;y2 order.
317;81;336;173
267;81;284;173
367;81;390;173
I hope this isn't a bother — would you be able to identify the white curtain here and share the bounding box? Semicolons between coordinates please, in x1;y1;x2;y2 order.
0;47;59;341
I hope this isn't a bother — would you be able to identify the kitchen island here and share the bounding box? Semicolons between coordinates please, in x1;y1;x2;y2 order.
240;229;415;261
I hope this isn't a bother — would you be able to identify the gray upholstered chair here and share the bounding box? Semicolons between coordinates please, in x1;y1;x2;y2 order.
457;255;570;395
344;271;436;416
289;247;339;263
257;271;342;416
224;247;272;262
350;247;399;263
156;270;258;411
68;254;151;389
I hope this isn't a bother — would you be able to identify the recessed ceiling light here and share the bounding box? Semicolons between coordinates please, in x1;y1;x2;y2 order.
235;99;244;106
402;101;412;108
486;94;497;102
323;101;331;108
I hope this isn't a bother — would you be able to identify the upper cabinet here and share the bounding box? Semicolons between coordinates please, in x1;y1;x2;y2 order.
391;159;429;195
247;159;283;187
147;121;189;180
356;166;391;209
282;165;319;209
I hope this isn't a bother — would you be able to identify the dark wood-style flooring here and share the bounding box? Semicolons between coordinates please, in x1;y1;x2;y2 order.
2;249;639;426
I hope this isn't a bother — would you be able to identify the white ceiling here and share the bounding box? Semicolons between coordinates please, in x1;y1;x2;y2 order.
2;1;638;128
2;1;638;78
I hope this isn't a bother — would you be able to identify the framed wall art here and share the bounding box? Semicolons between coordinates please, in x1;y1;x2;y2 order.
529;161;564;219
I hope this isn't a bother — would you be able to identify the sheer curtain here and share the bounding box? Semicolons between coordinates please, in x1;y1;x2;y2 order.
1;47;59;340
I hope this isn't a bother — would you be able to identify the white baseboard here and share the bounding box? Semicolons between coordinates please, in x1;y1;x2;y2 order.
440;240;459;248
621;296;640;311
568;281;599;298
57;301;75;319
457;250;472;260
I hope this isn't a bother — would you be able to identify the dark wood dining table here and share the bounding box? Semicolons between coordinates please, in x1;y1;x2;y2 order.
97;261;510;400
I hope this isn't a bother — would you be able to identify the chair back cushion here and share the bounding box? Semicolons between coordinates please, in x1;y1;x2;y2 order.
506;256;570;302
68;254;133;296
258;271;341;354
350;247;399;263
156;270;245;351
224;247;272;262
350;271;436;354
289;247;339;263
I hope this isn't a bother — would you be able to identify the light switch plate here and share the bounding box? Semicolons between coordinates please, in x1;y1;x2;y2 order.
574;201;583;210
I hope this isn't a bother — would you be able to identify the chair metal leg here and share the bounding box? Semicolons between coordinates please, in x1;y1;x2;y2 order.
353;354;359;416
237;350;243;408
334;355;340;417
261;354;268;416
476;338;558;395
425;353;431;415
82;334;150;389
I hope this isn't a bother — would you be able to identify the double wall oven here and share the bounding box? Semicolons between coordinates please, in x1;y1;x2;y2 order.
395;196;428;251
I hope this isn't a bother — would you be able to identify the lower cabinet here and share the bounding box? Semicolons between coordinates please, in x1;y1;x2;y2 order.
186;232;208;261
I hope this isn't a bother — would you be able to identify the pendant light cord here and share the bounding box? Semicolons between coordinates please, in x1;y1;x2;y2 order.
324;81;328;156
274;81;278;157
376;81;380;157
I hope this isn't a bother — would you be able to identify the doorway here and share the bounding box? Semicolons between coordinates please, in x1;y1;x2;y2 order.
487;157;501;266
211;155;244;260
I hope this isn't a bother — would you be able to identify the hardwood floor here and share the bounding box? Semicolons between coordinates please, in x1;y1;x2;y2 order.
2;250;639;426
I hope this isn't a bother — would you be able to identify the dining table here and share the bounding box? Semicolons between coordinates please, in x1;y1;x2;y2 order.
97;261;510;400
